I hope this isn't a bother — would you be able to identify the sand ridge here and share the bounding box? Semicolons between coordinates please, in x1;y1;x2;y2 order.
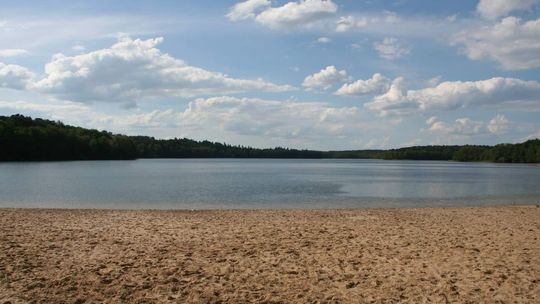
0;206;539;303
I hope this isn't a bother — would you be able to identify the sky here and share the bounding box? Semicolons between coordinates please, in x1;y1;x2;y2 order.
1;0;539;150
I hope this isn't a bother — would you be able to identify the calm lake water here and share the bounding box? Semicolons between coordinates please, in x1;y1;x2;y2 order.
1;159;539;209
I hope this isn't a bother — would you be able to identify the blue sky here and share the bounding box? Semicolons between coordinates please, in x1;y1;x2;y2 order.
1;0;539;150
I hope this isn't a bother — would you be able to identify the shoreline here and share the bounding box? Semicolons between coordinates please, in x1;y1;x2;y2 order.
0;204;536;211
0;201;537;211
2;157;540;163
1;205;539;303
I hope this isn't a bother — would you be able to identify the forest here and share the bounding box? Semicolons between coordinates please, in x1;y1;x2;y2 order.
1;114;539;162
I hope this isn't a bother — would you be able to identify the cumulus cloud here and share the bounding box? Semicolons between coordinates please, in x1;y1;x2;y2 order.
97;109;183;129
453;16;540;70
226;0;271;21
302;66;348;90
0;49;28;57
426;114;510;137
366;77;540;116
256;0;338;30
366;77;419;116
373;38;410;60
487;114;510;134
335;12;402;33
410;77;540;111
180;96;360;139
228;0;338;30
0;62;35;90
335;16;368;32
25;36;293;105
427;117;489;136
477;0;539;20
335;73;390;96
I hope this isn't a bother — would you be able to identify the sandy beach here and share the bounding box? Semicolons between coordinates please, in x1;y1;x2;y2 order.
0;206;539;303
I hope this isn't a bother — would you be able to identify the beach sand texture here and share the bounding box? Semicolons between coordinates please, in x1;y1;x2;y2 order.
1;206;539;303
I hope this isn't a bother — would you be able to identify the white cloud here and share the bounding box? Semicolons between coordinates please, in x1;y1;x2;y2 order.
453;16;540;70
427;117;488;136
26;36;293;105
335;12;401;33
335;16;368;32
0;62;35;90
335;73;390;96
427;114;510;137
366;77;419;116
181;96;360;139
302;65;348;90
366;77;540;116
477;0;539;20
332;12;480;46
317;36;331;43
230;0;338;30
0;49;28;57
411;77;540;111
226;0;271;21
373;38;410;60
96;109;182;130
487;114;510;134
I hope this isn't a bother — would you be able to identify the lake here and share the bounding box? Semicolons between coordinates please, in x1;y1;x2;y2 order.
1;159;539;209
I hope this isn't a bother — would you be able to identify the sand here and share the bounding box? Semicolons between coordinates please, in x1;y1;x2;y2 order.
0;206;539;303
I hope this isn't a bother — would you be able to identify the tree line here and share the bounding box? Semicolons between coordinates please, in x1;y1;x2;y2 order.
328;142;540;163
0;115;137;161
1;114;539;162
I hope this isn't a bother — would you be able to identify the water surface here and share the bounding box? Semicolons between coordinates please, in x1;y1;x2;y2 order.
1;159;539;209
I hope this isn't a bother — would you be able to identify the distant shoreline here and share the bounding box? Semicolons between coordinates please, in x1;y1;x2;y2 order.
1;202;538;212
1;157;539;163
2;114;540;163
